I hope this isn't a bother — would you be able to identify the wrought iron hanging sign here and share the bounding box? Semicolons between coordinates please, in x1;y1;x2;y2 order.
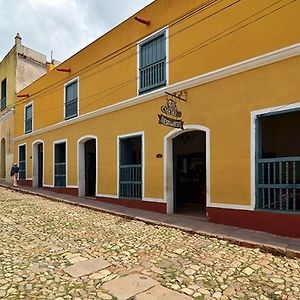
158;90;187;130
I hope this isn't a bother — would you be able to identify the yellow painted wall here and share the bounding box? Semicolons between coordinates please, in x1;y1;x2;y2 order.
0;115;14;180
14;0;300;136
14;55;300;204
0;46;16;111
13;0;300;205
0;47;16;180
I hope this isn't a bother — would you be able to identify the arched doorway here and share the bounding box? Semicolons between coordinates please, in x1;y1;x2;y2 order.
78;136;97;197
165;125;210;218
0;138;6;178
32;141;44;187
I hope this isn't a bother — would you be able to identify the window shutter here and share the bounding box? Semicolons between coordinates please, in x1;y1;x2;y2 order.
139;31;166;93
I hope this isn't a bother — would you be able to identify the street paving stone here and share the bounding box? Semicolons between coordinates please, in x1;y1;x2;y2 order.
102;274;159;300
64;258;111;278
135;285;193;300
0;187;300;299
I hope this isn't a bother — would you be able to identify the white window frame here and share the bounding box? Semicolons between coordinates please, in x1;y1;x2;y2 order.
117;131;145;199
77;135;98;197
32;140;44;188
53;139;68;187
64;77;79;120
24;101;33;134
136;27;169;95
18;143;27;180
251;102;300;211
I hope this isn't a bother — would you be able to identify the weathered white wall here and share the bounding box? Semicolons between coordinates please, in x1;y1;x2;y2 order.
16;43;47;93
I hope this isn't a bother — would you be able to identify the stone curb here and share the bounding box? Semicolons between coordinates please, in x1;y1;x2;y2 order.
1;184;299;259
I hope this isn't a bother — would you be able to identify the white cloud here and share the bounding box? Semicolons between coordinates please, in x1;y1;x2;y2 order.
0;0;153;62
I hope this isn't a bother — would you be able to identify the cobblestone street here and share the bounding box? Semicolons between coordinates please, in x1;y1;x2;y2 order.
0;187;300;300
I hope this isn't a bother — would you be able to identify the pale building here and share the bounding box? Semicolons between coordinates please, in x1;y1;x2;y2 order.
0;34;48;181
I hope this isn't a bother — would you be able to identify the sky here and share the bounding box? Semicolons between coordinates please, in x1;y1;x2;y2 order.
0;0;153;62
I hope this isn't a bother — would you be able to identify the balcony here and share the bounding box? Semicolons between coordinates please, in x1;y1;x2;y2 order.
139;59;166;94
25;118;32;133
257;156;300;211
119;164;142;199
65;99;78;120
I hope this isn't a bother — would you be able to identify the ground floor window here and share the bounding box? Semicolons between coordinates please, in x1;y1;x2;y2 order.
54;142;66;187
256;110;300;211
19;145;26;179
119;135;142;199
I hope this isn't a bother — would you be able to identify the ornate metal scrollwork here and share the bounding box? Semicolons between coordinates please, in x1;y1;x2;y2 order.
161;99;182;118
158;114;184;129
158;90;187;130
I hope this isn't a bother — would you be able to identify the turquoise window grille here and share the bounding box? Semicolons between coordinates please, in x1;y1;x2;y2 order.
25;104;32;133
119;136;142;199
139;31;166;94
257;157;300;211
19;145;26;180
65;81;78;119
54;142;66;187
256;111;300;211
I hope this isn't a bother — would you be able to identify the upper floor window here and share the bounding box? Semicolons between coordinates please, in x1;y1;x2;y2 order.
1;78;7;111
139;30;166;94
24;103;33;134
65;79;78;120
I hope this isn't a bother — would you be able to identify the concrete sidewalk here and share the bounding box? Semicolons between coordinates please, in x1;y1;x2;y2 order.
1;181;300;259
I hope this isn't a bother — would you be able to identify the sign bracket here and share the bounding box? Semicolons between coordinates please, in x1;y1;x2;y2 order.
165;91;187;102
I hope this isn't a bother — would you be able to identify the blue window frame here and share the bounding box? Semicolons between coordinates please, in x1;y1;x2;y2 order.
25;104;32;133
65;80;78;120
139;31;166;94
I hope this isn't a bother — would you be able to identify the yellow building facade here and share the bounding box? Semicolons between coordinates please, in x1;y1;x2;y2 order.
14;0;300;237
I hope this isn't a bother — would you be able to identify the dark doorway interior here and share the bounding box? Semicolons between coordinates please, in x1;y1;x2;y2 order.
260;110;300;158
37;143;43;187
84;139;96;197
173;130;206;217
